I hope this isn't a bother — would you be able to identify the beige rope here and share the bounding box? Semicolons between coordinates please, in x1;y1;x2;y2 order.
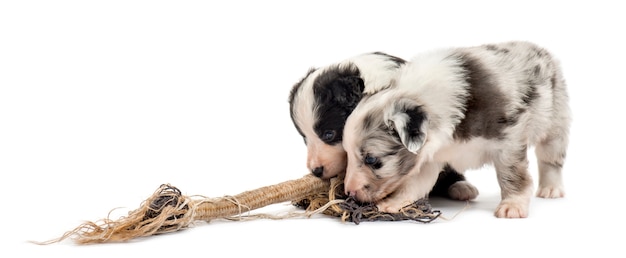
32;174;440;245
33;174;330;244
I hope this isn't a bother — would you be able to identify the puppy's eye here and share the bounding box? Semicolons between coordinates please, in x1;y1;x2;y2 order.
364;154;382;169
364;155;377;165
321;130;336;142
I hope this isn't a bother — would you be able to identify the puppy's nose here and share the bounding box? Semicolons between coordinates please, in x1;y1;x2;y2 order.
346;190;357;197
312;166;324;177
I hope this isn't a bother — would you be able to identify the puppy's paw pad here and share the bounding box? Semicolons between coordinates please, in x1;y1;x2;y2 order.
494;202;528;218
448;181;479;201
536;186;565;198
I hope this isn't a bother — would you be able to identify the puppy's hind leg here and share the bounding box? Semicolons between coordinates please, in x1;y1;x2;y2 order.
535;63;570;198
535;132;568;198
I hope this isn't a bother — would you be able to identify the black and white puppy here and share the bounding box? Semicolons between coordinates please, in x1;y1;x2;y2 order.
342;41;571;218
288;52;478;200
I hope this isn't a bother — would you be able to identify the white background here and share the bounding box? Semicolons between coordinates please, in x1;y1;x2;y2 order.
1;1;624;257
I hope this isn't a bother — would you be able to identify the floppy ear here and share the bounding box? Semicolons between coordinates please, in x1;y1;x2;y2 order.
328;76;365;109
384;99;427;154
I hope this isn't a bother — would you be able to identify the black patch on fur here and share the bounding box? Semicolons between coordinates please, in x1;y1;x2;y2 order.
454;54;510;140
386;101;427;149
312;64;364;145
429;164;467;198
288;67;318;138
522;85;538;106
404;105;427;143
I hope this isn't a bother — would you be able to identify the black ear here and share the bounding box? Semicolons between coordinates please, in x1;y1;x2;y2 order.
385;99;427;153
328;76;365;109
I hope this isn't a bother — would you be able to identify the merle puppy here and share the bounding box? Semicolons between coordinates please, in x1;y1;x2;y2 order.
342;41;571;218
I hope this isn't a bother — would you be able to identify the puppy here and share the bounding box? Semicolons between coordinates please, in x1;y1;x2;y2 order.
342;41;571;218
288;52;478;201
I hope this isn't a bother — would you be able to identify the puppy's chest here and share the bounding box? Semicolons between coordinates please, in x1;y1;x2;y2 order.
432;137;496;171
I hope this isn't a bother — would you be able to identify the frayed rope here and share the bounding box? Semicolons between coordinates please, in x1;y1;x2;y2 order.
33;174;442;245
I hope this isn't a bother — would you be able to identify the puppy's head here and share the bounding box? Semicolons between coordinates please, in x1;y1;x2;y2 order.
288;52;406;179
288;64;365;179
343;95;428;202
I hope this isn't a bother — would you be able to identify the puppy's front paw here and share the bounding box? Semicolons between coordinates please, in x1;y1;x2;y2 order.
376;199;411;213
494;199;529;218
448;181;479;201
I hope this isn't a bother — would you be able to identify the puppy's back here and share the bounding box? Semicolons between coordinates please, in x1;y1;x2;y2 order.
389;41;567;143
454;41;570;143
